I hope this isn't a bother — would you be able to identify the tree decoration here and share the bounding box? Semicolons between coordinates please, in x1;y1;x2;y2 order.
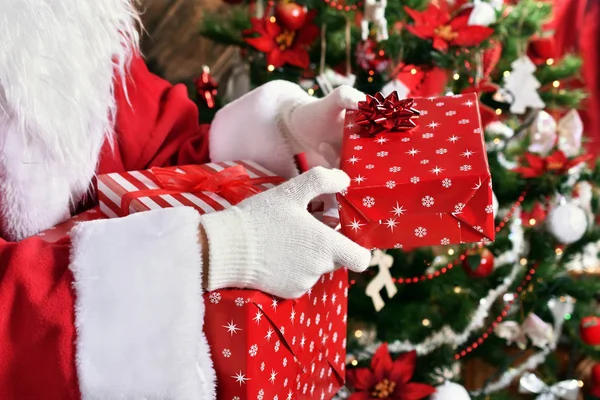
515;150;591;178
518;373;580;399
502;56;546;114
521;202;547;227
589;363;600;397
355;92;420;136
355;39;390;73
546;202;588;245
274;1;308;31
194;66;219;109
462;248;494;278
465;0;498;27
404;4;494;52
431;381;471;400
346;344;436;399
494;313;554;349
244;10;319;68
580;316;600;346
361;0;389;42
366;250;398;312
528;110;584;157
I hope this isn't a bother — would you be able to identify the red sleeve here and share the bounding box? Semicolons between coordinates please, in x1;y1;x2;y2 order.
0;238;79;400
97;55;211;175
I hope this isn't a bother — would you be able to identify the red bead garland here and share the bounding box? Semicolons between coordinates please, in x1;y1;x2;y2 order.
323;0;362;12
454;264;538;360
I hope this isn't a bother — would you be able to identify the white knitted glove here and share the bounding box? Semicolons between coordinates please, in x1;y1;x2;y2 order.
209;80;365;179
201;167;371;299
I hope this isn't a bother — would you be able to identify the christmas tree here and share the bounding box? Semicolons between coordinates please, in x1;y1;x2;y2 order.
198;0;600;398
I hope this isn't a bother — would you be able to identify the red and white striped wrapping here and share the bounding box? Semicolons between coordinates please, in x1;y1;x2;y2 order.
97;160;281;218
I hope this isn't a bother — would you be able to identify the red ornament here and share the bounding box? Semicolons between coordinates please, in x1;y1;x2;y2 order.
580;317;600;346
275;1;308;31
521;202;547;227
355;93;420;136
515;150;592;178
194;66;218;109
404;4;494;52
527;36;557;65
356;39;390;73
346;344;436;400
462;248;495;278
244;10;319;68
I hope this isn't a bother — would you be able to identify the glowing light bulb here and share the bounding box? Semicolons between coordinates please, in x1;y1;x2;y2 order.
351;360;358;366
495;109;502;115
454;286;462;293
503;71;511;78
307;88;315;96
453;73;460;80
546;58;554;65
520;258;527;266
267;64;275;72
269;16;276;22
354;330;363;338
448;249;455;255
410;68;417;75
422;319;430;326
552;80;560;88
529;218;536;226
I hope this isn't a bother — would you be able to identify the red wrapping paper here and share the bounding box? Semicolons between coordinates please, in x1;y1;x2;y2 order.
337;93;494;249
34;208;105;243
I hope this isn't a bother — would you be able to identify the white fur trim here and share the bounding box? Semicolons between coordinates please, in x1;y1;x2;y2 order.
70;207;215;400
0;0;140;240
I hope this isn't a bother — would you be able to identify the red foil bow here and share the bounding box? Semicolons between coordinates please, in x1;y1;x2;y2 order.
355;92;420;136
121;165;284;214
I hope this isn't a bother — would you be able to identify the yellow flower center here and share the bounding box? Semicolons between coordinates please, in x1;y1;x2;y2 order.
275;29;296;50
434;25;458;41
371;378;397;398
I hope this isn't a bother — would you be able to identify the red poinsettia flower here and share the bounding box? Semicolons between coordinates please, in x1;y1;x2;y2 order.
346;344;435;400
244;11;319;69
515;150;592;178
404;4;494;52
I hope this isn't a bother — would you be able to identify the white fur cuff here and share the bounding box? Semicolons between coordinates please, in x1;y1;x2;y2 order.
69;207;215;400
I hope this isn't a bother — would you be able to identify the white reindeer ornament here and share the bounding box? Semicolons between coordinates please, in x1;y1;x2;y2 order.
365;250;397;311
361;0;389;42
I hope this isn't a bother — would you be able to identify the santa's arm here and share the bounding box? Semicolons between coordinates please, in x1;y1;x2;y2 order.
0;207;215;400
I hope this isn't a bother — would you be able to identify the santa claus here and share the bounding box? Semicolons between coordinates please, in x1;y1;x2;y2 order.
0;1;370;399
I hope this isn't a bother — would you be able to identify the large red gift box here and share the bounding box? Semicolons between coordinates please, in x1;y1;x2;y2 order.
337;92;494;249
35;207;105;243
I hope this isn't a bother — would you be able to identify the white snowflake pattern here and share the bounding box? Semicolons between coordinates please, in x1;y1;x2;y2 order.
362;196;375;208
258;389;264;400
421;196;435;208
458;119;470;124
260;362;266;372
283;357;288;367
474;226;484;233
375;137;389;145
347;156;360;164
389;166;401;172
414;227;427;238
309;341;315;352
233;397;240;400
394;243;403;249
386;180;396;189
454;203;466;213
445;110;456;116
485;204;494;214
354;145;363;150
209;292;221;304
235;297;245;307
420;110;429;116
249;344;258;357
436;102;445;107
376;151;389;157
460;164;472;172
366;164;375;169
463;100;474;107
401;137;411;142
436;148;448;154
410;176;420;184
349;134;361;139
473;127;482;134
222;349;231;358
422;132;434;139
336;304;342;315
442;178;452;188
440;238;450;245
420;159;430;164
274;340;281;352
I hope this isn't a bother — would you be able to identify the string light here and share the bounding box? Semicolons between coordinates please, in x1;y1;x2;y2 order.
546;58;554;65
269;16;276;22
355;330;363;338
578;381;584;388
454;286;462;294
493;138;501;144
307;88;315;96
559;89;566;95
368;70;375;76
520;258;528;266
422;319;431;326
448;249;455;256
351;359;358;366
453;73;460;80
555;248;563;255
565;313;572;320
410;68;418;75
323;0;362;12
529;218;536;226
267;64;275;72
552;80;560;88
368;77;373;83
503;71;511;78
495;108;502;115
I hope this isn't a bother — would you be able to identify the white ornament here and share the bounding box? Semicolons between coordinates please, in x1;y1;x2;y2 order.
467;0;497;26
361;0;388;41
494;313;554;349
528;109;583;156
503;56;545;114
431;381;471;400
492;191;499;218
486;121;515;139
546;203;588;244
365;250;397;311
316;69;356;95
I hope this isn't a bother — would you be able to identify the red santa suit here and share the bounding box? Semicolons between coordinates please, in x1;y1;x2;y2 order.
0;1;370;399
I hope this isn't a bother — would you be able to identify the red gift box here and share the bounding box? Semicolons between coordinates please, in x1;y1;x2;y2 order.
97;160;284;218
337;92;494;249
34;207;105;243
203;266;348;400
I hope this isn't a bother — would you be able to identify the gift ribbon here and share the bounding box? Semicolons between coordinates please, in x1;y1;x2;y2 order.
120;165;285;214
518;373;579;400
355;92;420;136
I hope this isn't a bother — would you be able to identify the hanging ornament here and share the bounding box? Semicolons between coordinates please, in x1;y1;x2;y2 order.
521;202;547;227
527;35;558;66
194;66;219;109
355;39;390;73
274;0;308;31
431;381;471;400
462;248;495;278
519;373;580;400
361;0;388;42
502;56;546;114
495;313;554;349
365;250;398;312
528;110;584;157
466;0;498;26
546;203;588;245
580;316;600;346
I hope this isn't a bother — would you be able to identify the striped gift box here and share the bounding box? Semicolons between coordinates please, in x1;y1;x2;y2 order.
97;160;281;218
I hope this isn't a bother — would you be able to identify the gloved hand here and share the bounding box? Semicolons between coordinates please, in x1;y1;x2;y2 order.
209;80;365;179
201;167;371;299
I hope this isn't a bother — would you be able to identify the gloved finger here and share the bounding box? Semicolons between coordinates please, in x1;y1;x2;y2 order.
280;167;350;206
330;231;372;273
328;86;367;110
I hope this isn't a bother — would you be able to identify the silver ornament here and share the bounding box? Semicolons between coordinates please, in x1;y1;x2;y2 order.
546;203;587;244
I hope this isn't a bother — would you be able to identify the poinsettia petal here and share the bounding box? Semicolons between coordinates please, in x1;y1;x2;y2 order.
404;6;426;25
371;343;394;381
389;350;417;384
449;14;470;30
295;22;320;46
433;37;449;52
284;47;310;69
397;382;437;400
406;25;434;39
267;48;285;68
348;392;372;400
451;25;494;46
264;19;282;38
245;36;276;52
347;368;377;391
525;152;545;171
566;153;593;169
